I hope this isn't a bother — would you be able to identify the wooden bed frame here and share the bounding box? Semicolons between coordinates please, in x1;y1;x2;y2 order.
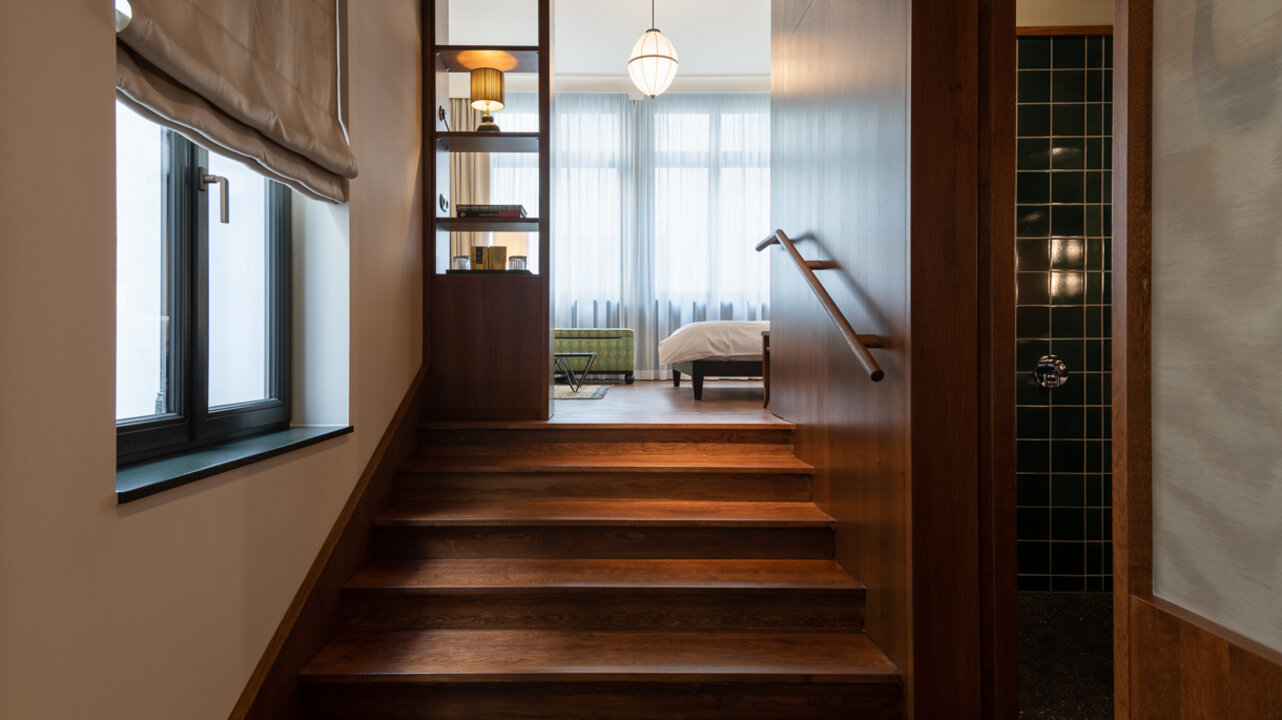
670;359;763;400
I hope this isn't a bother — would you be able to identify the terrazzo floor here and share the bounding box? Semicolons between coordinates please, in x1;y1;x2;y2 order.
1019;591;1114;719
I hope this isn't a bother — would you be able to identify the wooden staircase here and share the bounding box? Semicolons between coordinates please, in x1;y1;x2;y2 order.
298;423;903;719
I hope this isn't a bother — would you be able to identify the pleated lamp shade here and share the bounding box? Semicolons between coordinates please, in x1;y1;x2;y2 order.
628;29;679;98
469;68;505;113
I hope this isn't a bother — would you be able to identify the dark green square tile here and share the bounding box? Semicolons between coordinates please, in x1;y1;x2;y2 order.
1086;271;1103;304
1086;440;1106;472
1086;538;1104;572
1103;103;1113;132
1086;171;1102;203
1019;70;1052;102
1086;372;1104;405
1052;474;1086;506
1019;36;1052;69
1087;406;1104;437
1017;272;1051;305
1019;541;1051;574
1102;171;1113;203
1051;338;1084;369
1018;338;1052;368
1054;575;1087;591
1019;137;1053;169
1018;305;1051;337
1018;374;1052;405
1050;237;1086;270
1051;442;1086;473
1085;205;1103;236
1085;306;1103;336
1052;69;1086;102
1085;474;1104;506
1085;235;1104;269
1052;508;1086;540
1055;374;1086;404
1052;36;1086;68
1018;205;1051;237
1019;474;1051;506
1019;406;1051;439
1086;104;1104;136
1018;104;1051;137
1087;36;1104;66
1052;137;1086;169
1052;103;1086;136
1085;339;1103;371
1052;172;1085;204
1020;507;1052;540
1052;406;1086;439
1086;137;1104;168
1017;238;1051;271
1018;439;1051;473
1051;271;1086;306
1018;171;1051;204
1020;575;1052;590
1086;69;1105;102
1051;205;1085;236
1051;305;1085;336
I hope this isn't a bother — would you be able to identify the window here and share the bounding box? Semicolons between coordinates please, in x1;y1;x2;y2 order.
115;101;291;464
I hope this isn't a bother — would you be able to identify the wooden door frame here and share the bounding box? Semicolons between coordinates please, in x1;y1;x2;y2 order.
1110;0;1153;716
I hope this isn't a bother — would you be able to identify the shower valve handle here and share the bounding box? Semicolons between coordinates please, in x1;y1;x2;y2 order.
1033;355;1069;389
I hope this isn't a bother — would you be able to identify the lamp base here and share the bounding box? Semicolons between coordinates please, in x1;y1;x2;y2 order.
476;115;501;132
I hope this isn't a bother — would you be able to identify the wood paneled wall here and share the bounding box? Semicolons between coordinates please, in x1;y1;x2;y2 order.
769;0;1016;717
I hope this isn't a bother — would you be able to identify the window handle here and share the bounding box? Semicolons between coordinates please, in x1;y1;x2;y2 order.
198;168;230;223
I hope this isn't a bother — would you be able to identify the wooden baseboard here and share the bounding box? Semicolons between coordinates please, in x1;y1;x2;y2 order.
1129;594;1282;718
1016;25;1113;36
228;366;427;720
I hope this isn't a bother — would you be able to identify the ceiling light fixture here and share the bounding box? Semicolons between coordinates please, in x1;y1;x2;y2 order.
627;0;679;98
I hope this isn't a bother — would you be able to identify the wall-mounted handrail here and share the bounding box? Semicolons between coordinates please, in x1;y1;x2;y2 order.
756;229;885;382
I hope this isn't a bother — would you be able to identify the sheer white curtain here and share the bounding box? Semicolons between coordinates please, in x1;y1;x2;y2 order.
488;92;770;379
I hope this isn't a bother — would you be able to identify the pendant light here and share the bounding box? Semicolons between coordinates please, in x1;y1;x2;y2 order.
628;0;679;98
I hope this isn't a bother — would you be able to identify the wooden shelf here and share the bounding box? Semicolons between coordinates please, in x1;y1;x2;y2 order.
435;132;539;153
437;45;539;73
437;217;539;233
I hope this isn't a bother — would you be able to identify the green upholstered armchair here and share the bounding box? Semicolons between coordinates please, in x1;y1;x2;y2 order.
553;328;635;384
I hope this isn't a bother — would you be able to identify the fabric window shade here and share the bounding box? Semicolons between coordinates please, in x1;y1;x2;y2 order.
116;0;357;203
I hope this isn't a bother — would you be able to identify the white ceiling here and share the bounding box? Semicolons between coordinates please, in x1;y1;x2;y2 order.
448;0;770;95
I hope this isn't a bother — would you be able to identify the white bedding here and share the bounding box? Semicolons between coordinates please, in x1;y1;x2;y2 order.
658;321;771;365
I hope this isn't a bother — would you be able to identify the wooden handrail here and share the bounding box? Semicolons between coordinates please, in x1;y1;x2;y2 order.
756;229;885;382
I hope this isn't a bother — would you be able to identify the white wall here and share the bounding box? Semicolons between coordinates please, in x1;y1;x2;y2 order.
1150;0;1282;653
1017;0;1112;27
0;2;422;719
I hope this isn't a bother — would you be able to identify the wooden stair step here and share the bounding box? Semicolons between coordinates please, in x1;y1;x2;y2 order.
372;500;835;560
419;424;798;457
340;559;865;632
375;499;834;527
399;469;814;502
299;629;901;683
400;453;814;474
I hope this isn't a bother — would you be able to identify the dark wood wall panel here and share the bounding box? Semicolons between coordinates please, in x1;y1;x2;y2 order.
771;0;1015;717
770;0;911;679
1130;596;1282;719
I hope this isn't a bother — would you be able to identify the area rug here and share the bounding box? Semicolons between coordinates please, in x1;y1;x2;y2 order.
554;384;611;400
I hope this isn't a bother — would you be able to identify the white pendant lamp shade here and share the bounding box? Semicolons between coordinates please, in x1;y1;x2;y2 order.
628;28;679;98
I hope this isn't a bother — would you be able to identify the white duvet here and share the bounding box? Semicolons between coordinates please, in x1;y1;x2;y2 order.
658;320;771;365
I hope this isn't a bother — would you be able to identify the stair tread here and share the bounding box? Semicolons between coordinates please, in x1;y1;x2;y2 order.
420;421;795;430
375;499;835;527
345;558;862;591
300;630;900;683
402;453;814;474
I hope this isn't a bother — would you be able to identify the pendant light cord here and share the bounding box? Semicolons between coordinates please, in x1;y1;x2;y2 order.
651;0;655;29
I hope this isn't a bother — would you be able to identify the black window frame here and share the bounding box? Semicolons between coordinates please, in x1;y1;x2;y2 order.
117;119;292;465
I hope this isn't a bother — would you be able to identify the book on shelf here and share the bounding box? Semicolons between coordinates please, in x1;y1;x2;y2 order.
456;204;527;218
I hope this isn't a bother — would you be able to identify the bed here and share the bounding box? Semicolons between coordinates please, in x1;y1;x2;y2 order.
658;320;770;400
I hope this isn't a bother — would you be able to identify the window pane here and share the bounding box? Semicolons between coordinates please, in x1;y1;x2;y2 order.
207;153;270;408
116;102;172;421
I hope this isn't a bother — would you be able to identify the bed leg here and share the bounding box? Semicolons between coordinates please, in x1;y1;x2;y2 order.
692;370;704;401
672;370;681;387
625;372;635;385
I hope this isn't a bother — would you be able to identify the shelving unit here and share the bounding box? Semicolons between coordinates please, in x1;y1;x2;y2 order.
423;0;553;420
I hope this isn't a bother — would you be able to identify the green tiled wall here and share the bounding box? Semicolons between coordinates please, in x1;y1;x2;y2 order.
1015;35;1114;592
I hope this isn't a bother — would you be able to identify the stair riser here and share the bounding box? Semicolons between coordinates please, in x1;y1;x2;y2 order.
373;526;834;560
303;681;903;720
418;441;796;457
399;472;813;502
341;589;864;632
421;427;794;449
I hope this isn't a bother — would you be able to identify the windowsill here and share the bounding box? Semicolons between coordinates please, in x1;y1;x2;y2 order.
116;425;354;503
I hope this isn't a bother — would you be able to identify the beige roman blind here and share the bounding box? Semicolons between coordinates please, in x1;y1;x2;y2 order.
116;0;358;203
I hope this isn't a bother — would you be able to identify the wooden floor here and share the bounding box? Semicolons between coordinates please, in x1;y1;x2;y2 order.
549;379;782;425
